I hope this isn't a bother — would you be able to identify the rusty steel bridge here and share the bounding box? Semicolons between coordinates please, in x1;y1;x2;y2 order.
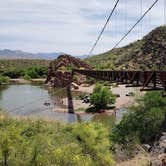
73;70;166;93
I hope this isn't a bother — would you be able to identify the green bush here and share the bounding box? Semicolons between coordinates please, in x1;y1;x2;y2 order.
85;77;97;84
2;66;48;79
24;66;48;79
2;68;24;78
23;74;31;80
110;91;166;144
25;68;39;78
0;113;114;166
71;122;114;165
90;83;116;110
0;76;9;85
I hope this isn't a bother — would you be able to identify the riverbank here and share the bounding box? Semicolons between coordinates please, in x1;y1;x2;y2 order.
10;78;45;84
55;84;143;114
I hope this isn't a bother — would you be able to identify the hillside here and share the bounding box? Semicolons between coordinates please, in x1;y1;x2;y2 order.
0;59;50;70
86;26;166;70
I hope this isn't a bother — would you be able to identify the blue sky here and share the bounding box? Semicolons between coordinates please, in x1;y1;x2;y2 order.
0;0;165;55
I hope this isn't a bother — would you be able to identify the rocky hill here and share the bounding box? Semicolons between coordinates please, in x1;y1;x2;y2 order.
86;26;166;70
46;54;92;87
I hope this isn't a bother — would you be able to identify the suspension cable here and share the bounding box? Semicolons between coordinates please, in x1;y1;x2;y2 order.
164;0;166;25
88;0;120;56
111;0;159;50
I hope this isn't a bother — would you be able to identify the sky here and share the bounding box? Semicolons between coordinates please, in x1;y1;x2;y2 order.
0;0;165;56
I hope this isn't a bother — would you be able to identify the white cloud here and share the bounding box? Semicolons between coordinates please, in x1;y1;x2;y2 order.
0;0;165;55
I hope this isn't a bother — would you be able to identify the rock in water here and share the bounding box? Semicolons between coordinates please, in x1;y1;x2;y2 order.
45;54;92;87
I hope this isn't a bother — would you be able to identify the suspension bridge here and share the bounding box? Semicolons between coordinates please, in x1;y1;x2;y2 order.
73;69;166;94
72;0;166;96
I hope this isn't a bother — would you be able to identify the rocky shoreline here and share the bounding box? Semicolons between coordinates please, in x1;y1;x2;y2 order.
142;132;166;166
149;132;166;166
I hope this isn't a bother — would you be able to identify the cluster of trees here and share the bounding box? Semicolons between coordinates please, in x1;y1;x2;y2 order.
110;91;166;145
0;66;48;79
0;112;114;166
88;84;166;147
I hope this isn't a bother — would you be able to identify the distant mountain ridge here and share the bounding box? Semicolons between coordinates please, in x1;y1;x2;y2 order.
0;49;88;60
0;49;64;60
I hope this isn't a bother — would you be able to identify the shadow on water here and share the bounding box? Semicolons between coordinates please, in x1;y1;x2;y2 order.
66;85;74;114
0;84;94;123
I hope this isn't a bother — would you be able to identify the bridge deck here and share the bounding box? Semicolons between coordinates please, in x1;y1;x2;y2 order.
73;70;166;92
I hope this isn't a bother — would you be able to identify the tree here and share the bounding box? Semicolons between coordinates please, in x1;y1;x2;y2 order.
90;83;116;110
110;91;166;144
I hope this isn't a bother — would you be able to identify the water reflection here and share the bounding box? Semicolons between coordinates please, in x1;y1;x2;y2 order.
0;84;127;123
0;84;93;123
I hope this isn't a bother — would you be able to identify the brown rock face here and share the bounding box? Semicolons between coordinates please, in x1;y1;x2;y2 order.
45;54;92;88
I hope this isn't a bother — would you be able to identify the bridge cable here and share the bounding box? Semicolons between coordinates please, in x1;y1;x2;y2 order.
88;0;120;56
140;0;143;37
164;0;166;25
111;0;159;50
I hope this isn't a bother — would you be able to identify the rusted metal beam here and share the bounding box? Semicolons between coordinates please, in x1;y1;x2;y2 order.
72;69;166;93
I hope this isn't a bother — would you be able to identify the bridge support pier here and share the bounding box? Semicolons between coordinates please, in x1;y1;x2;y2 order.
66;85;74;114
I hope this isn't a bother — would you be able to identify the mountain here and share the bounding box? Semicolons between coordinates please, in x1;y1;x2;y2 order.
0;49;63;60
76;54;89;59
86;25;166;70
0;49;88;60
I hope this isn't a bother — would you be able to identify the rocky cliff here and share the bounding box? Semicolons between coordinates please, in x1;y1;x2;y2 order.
45;54;92;87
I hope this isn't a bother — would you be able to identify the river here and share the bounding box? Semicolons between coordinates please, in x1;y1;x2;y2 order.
0;84;126;123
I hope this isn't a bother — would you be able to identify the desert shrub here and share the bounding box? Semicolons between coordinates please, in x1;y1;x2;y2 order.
0;114;114;166
70;122;114;166
2;68;24;78
2;66;48;79
110;91;166;145
23;74;31;80
85;77;97;84
24;66;47;79
0;76;9;85
90;83;116;110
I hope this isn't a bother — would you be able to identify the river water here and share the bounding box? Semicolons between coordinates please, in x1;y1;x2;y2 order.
0;84;126;123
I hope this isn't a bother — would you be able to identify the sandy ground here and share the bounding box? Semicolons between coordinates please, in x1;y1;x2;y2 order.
55;84;143;113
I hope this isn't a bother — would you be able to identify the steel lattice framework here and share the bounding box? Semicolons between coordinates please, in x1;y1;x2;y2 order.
73;70;166;93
